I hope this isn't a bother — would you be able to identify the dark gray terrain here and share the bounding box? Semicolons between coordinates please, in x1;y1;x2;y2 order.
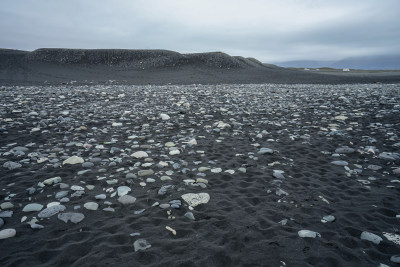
1;48;400;85
0;84;399;266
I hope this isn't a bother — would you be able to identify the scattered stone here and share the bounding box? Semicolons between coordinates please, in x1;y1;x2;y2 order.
211;168;222;173
55;191;69;199
95;194;107;200
138;169;154;176
3;161;22;170
258;148;273;154
0;229;16;239
158;185;174;195
391;255;400;264
71;185;85;191
117;186;131;197
57;213;85;224
196;178;208;184
38;205;66;218
43;176;62;185
321;215;335;223
160;113;170;120
0;202;14;210
166;226;176;235
298;230;321;238
30;224;44;230
0;211;13;218
181;193;210;207
22;203;43;212
133;239;151;252
118;195;136;205
184;212;195;220
84;202;99;210
383;232;400;245
331;160;348;166
131;151;148;158
361;231;383;245
63;156;84;165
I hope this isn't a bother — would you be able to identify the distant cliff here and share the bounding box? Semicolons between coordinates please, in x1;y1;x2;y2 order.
0;48;265;69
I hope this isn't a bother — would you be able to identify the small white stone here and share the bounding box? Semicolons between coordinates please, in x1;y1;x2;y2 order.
160;113;170;120
166;226;176;235
22;203;43;212
43;176;62;185
117;186;131;197
118;195;136;205
71;185;85;191
181;193;210;207
63;156;84;165
84;202;99;210
0;229;16;239
131;151;148;158
361;231;382;245
169;149;180;155
211;168;222;173
383;232;400;245
298;230;321;238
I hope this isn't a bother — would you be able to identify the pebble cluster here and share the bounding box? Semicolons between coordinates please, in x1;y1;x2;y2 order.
0;83;399;265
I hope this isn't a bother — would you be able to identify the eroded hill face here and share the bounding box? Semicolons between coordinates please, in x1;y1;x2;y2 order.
1;48;399;85
3;48;265;69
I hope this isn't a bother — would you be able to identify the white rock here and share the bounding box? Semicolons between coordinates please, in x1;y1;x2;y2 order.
71;185;85;191
298;230;321;238
84;202;99;210
166;226;176;235
334;115;348;120
117;186;131;197
131;151;148;158
47;202;61;208
181;193;210;207
57;212;85;224
38;205;66;218
0;229;16;239
95;194;107;200
169;149;180;155
160;113;170;120
211;168;222;173
43;176;62;185
118;195;136;205
321;215;335;223
133;239;151;252
22;203;43;212
63;156;84;165
361;231;382;244
383;232;400;245
165;142;175;147
112;122;123;127
186;139;197;145
0;202;13;209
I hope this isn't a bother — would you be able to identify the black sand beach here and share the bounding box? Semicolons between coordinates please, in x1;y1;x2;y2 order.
0;83;399;266
0;49;400;266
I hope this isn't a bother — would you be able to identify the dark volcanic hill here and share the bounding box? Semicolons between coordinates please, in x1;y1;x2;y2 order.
0;48;399;85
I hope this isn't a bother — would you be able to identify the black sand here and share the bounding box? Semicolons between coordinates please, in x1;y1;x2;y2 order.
0;83;399;266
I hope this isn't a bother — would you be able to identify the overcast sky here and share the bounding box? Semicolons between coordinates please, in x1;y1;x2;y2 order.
1;0;399;62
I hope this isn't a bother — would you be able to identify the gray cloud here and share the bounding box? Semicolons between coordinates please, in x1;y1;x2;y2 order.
1;0;399;62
